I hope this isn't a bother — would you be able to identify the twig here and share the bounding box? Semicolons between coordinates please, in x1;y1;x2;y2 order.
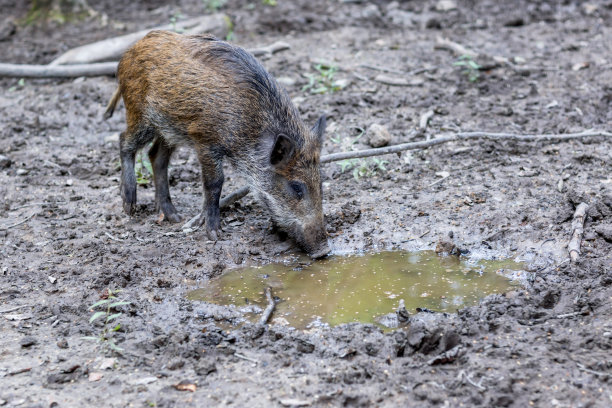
104;232;123;242
428;174;450;187
554;311;583;319
9;202;50;211
457;370;486;391
435;37;480;58
0;305;32;314
0;62;118;78
0;212;36;230
249;41;291;57
419;110;435;130
568;202;589;262
217;129;612;207
320;129;612;163
8;367;32;376
49;15;229;65
259;287;277;325
0;43;290;78
576;362;610;377
220;186;251;209
234;352;259;364
358;64;407;75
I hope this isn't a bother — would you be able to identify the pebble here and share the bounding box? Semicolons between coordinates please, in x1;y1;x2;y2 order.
0;154;11;169
20;336;37;348
276;77;296;87
16;168;28;176
367;124;392;148
56;339;68;349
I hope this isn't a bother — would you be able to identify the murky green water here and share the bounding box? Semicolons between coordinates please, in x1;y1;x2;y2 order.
187;251;522;329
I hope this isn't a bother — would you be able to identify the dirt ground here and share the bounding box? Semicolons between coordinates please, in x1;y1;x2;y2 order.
1;0;612;406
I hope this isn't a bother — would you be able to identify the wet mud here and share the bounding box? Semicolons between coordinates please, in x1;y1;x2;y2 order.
1;0;611;407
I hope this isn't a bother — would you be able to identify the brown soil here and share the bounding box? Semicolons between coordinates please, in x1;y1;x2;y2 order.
1;1;611;407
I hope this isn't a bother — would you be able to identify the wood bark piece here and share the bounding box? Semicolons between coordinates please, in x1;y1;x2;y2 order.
0;44;290;78
50;14;229;65
568;202;589;262
0;62;117;78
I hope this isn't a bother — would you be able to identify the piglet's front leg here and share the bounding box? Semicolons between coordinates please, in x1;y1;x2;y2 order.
182;149;224;240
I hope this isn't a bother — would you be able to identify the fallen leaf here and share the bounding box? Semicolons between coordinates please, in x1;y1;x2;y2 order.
174;381;197;392
88;372;103;382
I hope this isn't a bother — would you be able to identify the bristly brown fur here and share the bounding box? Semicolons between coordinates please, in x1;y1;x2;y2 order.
110;30;329;256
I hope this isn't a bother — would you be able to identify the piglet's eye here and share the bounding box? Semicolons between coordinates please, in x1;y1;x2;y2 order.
289;181;305;199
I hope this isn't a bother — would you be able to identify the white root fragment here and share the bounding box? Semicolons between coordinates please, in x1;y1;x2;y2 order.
568;202;589;262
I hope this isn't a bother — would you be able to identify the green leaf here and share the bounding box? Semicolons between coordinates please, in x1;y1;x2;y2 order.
467;60;480;69
106;313;123;322
89;311;107;323
112;323;122;332
109;301;130;307
81;336;100;342
108;341;123;351
90;299;112;309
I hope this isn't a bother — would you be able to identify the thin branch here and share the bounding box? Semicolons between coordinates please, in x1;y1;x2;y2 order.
0;43;291;78
234;352;259;364
0;212;36;230
259;287;277;325
0;62;117;78
568;202;589;262
216;129;611;207
220;186;251;209
576;362;610;377
321;129;612;163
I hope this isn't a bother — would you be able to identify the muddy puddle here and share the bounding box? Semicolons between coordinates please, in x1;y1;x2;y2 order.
188;251;523;329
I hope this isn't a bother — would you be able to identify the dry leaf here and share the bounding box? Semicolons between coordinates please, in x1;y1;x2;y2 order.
174;381;197;392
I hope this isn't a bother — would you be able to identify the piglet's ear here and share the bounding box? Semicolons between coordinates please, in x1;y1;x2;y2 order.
270;134;295;167
312;114;326;146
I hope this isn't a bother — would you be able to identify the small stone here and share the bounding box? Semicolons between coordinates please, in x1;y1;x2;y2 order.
104;132;119;143
367;124;392;148
195;361;217;376
20;336;37;348
276;77;296;87
56;339;68;349
361;4;381;19
0;18;16;41
0;154;11;169
435;0;456;11
99;357;116;370
88;372;103;382
16;168;28;176
65;179;73;186
48;276;57;284
167;358;185;370
595;224;612;242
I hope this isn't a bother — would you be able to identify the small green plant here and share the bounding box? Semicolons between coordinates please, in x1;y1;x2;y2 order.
135;149;153;185
262;0;277;6
169;12;184;33
453;54;481;82
338;157;389;180
8;78;25;92
203;0;227;12
302;63;343;94
83;289;130;352
224;15;235;41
